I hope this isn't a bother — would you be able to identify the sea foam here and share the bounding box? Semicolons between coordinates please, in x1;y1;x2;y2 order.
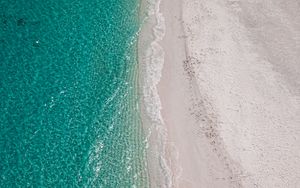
140;0;173;187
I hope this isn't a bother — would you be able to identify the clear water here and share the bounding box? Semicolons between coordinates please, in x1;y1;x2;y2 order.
0;0;149;187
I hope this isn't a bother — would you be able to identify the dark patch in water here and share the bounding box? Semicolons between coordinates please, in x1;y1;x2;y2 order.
32;40;40;47
17;18;25;26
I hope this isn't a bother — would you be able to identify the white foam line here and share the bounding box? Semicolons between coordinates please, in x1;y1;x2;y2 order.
142;0;173;187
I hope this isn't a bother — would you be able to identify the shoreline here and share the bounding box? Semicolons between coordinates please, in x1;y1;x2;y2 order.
138;0;172;187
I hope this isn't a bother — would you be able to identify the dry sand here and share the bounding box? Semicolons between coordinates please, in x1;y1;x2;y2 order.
140;0;300;187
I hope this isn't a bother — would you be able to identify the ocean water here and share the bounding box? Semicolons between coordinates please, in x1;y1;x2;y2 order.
0;0;149;187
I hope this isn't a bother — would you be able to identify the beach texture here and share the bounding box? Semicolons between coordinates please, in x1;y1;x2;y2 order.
1;0;300;187
139;0;300;187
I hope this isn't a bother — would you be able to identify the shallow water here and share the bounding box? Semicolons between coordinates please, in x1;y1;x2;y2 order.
0;0;148;187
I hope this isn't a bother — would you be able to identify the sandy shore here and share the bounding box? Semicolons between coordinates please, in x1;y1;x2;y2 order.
140;0;300;187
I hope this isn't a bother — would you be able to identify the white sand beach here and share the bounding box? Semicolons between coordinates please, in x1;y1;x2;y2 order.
139;0;300;187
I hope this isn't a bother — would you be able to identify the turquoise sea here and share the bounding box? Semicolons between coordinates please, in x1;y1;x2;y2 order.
0;0;149;187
